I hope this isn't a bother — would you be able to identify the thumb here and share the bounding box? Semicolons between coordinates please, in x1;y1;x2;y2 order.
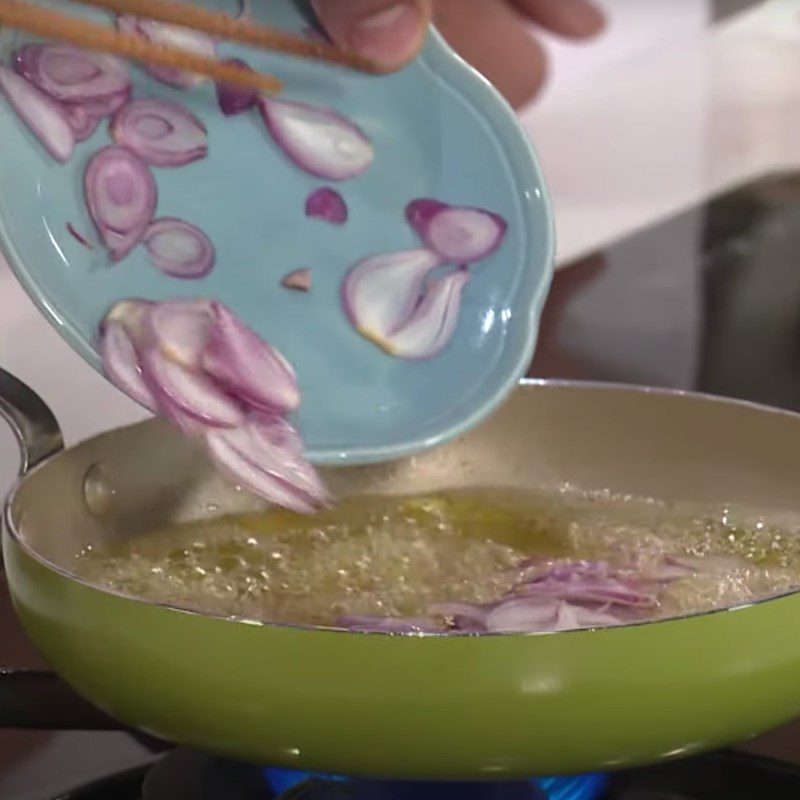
311;0;432;72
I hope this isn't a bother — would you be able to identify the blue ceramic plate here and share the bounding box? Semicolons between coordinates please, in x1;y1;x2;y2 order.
0;0;553;465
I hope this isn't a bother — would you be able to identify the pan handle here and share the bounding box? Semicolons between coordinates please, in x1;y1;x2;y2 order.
0;372;115;733
0;368;63;474
0;373;164;744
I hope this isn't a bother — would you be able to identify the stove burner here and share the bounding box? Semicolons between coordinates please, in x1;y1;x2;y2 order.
273;779;547;800
72;747;800;800
263;769;607;800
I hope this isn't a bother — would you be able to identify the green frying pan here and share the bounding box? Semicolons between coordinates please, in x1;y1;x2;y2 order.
3;369;800;779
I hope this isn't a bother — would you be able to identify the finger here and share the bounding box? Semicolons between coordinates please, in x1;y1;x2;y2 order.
311;0;432;72
433;0;548;108
511;0;605;39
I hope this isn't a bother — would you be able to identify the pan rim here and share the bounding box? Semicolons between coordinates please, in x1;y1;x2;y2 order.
6;377;800;638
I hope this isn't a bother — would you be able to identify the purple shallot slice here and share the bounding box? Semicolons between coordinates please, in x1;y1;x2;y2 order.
0;66;74;163
84;146;157;262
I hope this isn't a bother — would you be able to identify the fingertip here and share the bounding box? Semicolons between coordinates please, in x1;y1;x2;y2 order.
570;2;605;39
513;0;606;40
434;0;549;109
312;0;431;72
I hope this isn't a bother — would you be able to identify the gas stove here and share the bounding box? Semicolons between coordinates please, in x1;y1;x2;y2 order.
45;747;800;800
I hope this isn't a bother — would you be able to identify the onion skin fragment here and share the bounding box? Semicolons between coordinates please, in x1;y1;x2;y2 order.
281;269;312;292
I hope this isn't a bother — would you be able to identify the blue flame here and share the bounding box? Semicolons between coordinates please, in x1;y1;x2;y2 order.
263;768;606;800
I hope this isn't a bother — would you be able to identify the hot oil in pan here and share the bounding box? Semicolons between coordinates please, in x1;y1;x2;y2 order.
74;487;800;628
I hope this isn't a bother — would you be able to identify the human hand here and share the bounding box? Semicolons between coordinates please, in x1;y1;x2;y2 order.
310;0;604;108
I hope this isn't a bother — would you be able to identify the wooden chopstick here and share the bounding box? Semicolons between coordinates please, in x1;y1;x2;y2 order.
0;0;283;93
72;0;382;74
0;0;283;94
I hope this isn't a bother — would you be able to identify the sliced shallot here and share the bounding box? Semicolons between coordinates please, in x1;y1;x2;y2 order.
111;99;208;167
143;218;215;279
79;90;130;120
146;299;212;367
381;269;470;360
258;97;374;180
13;45;130;105
553;603;624;632
341;249;441;347
117;15;217;88
84;146;157;262
305;187;348;225
141;347;243;428
62;103;101;142
250;413;304;455
405;198;446;233
105;298;154;338
428;602;489;632
107;300;210;436
0;66;74;163
215;59;257;116
202;303;300;414
516;561;658;608
100;299;327;513
486;596;560;634
222;415;327;503
516;576;657;608
282;269;312;292
487;596;625;634
327;549;735;636
337;616;443;634
206;424;325;515
406;198;508;263
516;559;658;607
100;320;157;411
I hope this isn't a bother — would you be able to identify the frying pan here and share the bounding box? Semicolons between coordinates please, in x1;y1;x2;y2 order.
3;368;800;780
